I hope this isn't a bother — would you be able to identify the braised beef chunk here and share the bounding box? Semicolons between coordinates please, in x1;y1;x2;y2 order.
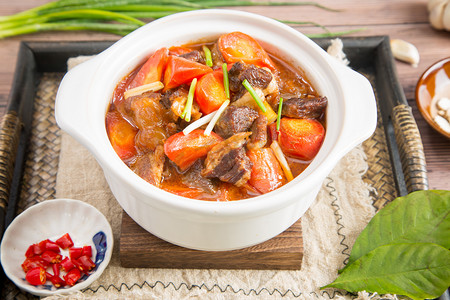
180;50;205;64
160;85;202;121
181;160;218;194
247;114;268;150
215;106;259;138
210;43;225;67
135;122;177;152
131;145;165;187
215;147;252;186
229;61;273;92
281;96;328;119
116;92;163;127
160;85;188;109
228;62;245;92
202;132;252;187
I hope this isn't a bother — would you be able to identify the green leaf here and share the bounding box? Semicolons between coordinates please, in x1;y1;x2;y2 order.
340;190;450;273
324;243;450;300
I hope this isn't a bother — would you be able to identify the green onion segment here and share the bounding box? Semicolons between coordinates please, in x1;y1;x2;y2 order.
0;1;346;39
222;63;230;99
202;45;213;67
181;78;197;122
276;97;283;131
242;79;266;113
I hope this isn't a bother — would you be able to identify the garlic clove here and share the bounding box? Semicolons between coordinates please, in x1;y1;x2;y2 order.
434;115;450;133
437;97;450;111
429;0;447;29
390;39;420;67
443;1;450;31
428;0;447;11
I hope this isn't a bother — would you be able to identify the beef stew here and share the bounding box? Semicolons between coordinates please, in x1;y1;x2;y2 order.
106;31;327;201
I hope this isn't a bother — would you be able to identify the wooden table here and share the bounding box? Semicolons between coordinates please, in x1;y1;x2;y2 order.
0;0;449;190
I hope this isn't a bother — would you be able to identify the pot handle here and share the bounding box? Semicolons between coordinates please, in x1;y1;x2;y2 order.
55;57;100;149
332;60;378;156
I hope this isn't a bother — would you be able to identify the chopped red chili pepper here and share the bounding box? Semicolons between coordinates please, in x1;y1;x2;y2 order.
47;273;66;288
60;257;75;272
39;239;60;253
52;263;61;277
31;243;44;256
25;245;37;258
22;256;48;273
74;255;96;273
25;267;46;286
81;245;92;257
41;250;62;264
69;247;83;260
55;233;74;249
64;268;81;286
23;233;95;289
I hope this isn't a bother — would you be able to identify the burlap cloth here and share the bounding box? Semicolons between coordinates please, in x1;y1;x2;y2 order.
48;40;394;299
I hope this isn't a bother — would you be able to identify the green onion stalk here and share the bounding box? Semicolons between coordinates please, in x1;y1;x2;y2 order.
222;63;230;99
242;79;267;113
202;45;213;67
181;78;197;122
276;97;283;131
0;0;361;39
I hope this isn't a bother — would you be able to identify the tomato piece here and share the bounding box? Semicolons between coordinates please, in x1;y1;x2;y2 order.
73;255;96;274
22;256;48;273
41;250;62;264
55;233;74;249
218;31;275;70
164;129;223;170
106;111;138;161
60;257;75;272
69;247;83;260
128;47;168;89
247;148;285;194
195;71;228;114
26;267;46;286
278;118;325;161
163;55;212;90
64;268;81;286
168;46;192;56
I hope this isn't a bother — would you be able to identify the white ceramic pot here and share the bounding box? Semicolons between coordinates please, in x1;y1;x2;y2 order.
55;9;376;251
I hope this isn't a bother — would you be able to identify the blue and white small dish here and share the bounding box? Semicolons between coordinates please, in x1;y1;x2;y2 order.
0;199;113;296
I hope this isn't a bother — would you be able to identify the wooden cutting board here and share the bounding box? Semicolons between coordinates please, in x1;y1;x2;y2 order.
119;212;303;270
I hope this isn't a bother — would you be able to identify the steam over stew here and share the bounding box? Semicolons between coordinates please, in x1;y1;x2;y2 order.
106;32;327;201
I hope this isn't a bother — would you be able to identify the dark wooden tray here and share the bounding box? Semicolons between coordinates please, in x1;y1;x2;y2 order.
0;36;429;293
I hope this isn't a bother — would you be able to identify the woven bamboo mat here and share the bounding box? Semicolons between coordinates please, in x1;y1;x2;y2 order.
2;73;63;300
2;72;397;299
361;75;398;210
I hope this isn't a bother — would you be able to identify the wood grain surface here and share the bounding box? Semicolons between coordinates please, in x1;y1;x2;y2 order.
0;0;448;190
120;212;303;269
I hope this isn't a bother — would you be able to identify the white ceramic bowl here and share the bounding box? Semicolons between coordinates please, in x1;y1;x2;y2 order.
0;199;113;296
55;10;376;251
